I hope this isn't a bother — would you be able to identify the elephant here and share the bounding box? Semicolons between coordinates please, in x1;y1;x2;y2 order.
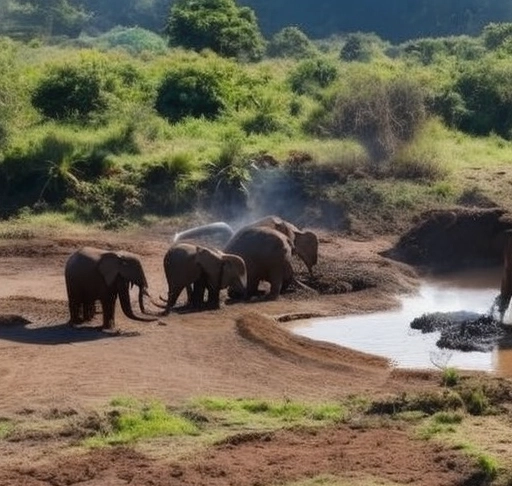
64;246;155;330
247;215;318;274
161;243;247;313
497;229;512;321
171;215;319;274
224;226;294;300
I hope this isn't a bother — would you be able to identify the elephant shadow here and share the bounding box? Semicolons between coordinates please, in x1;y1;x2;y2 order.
0;314;139;345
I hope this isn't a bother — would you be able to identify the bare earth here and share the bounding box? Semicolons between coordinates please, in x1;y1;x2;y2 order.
0;223;487;485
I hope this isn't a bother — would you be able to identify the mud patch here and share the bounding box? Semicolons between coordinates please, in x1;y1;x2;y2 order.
0;426;484;486
411;311;505;352
384;207;512;271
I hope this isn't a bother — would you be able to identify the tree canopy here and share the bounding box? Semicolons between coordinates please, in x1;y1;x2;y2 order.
165;0;266;60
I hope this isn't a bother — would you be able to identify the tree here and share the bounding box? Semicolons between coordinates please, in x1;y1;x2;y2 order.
267;26;317;59
4;0;89;38
166;0;266;61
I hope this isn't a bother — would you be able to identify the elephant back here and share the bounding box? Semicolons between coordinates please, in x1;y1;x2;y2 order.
225;226;292;266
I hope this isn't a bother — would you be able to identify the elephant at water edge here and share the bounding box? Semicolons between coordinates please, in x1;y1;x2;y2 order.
224;226;295;300
161;243;247;313
64;246;155;330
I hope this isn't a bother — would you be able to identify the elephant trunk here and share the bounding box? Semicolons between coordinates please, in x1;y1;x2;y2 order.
118;280;156;323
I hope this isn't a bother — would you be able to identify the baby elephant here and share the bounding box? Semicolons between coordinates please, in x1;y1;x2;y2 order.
65;246;155;329
162;243;246;313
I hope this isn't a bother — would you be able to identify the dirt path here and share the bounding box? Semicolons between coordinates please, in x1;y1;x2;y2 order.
0;225;484;485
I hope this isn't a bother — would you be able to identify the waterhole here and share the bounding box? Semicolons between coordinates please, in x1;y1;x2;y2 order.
293;267;512;376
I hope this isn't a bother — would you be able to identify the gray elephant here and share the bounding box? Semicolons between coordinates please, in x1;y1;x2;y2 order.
248;215;318;274
65;246;155;330
171;215;318;274
162;243;247;313
224;226;294;300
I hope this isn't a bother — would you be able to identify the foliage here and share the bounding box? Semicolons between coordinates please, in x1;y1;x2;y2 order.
309;73;427;163
31;62;107;121
399;35;486;64
141;151;202;214
340;32;387;62
441;367;461;387
166;0;266;61
267;26;317;59
155;59;242;122
0;37;23;149
439;57;512;138
83;27;168;55
1;0;90;39
481;22;512;50
288;57;338;95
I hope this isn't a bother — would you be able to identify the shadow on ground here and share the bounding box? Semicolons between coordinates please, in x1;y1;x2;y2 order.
0;314;139;344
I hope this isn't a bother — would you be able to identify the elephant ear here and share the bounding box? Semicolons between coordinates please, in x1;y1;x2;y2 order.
295;231;319;270
97;252;121;287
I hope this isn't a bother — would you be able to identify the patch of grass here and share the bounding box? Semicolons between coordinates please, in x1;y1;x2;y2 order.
284;474;403;485
192;397;345;426
0;418;14;439
84;398;199;447
441;367;460;387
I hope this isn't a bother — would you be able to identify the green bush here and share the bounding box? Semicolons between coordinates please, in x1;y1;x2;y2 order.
445;58;512;138
288;57;338;95
267;26;317;59
32;63;106;121
166;0;266;61
88;26;168;55
481;22;512;50
340;32;386;62
155;64;229;122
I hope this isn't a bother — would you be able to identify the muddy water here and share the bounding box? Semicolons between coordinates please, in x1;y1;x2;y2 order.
293;267;512;377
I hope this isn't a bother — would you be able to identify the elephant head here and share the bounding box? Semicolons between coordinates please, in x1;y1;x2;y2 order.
196;246;247;298
97;251;153;320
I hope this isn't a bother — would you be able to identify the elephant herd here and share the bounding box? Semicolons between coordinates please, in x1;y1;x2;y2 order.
64;215;319;330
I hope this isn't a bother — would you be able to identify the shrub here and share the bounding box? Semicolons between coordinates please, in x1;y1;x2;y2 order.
481;22;512;50
32;63;106;121
445;58;512;138
267;26;317;59
340;32;387;62
288;57;338;95
166;0;266;61
89;26;168;54
155;64;229;122
309;75;426;163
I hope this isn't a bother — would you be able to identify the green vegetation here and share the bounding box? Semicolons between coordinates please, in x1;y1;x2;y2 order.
84;397;199;446
166;0;266;60
192;397;345;426
2;2;512;233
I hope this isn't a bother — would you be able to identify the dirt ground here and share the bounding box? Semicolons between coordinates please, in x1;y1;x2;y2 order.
0;215;504;485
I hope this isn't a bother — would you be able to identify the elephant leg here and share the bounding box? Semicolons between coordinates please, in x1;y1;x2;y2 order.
267;273;283;300
205;283;221;309
101;293;117;329
191;278;207;309
68;298;81;325
245;278;261;300
83;301;96;322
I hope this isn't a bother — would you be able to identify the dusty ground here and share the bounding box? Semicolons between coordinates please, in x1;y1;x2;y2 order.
0;217;503;485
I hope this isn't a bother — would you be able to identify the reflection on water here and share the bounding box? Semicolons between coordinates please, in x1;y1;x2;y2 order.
293;267;512;376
